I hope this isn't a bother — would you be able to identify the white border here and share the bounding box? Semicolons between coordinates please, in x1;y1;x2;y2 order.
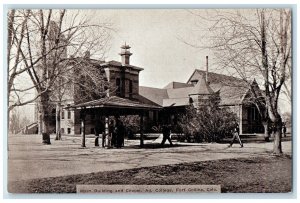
1;0;299;202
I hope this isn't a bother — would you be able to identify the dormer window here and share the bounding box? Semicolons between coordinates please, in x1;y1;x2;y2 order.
191;79;198;85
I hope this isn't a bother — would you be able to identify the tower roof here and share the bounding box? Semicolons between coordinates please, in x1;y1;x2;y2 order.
121;44;131;49
119;43;132;56
189;74;214;95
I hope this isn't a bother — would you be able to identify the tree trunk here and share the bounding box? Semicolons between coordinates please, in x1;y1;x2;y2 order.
40;91;51;144
55;103;61;140
38;106;43;135
273;118;283;154
262;121;270;142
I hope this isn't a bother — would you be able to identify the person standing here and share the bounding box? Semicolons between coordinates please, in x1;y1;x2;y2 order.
108;120;115;147
282;122;287;137
228;123;243;148
161;124;173;147
94;127;100;147
115;119;125;148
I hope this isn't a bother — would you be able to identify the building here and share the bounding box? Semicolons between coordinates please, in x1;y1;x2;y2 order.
30;43;264;136
139;57;264;135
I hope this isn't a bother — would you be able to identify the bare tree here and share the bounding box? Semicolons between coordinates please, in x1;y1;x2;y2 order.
8;9;112;143
186;9;291;154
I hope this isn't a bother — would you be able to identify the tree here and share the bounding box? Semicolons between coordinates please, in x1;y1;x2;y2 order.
9;109;21;134
8;9;112;143
187;9;291;154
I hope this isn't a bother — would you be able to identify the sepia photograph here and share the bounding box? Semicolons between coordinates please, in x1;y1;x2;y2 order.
6;6;293;195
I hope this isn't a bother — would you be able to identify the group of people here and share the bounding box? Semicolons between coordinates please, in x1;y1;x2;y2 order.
94;119;125;148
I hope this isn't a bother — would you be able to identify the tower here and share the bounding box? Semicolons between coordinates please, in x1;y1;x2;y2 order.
119;43;132;65
189;74;219;108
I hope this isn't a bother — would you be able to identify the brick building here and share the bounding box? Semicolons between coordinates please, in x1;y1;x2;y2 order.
32;44;264;136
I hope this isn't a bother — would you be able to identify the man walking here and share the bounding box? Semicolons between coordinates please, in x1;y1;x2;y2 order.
161;124;173;147
228;123;243;148
282;122;287;137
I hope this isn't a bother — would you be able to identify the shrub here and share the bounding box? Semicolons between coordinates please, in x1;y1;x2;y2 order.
177;105;237;143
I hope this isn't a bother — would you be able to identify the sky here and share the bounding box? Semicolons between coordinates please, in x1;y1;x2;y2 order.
87;9;214;88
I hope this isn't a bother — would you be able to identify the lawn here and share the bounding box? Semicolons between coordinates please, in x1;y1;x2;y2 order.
8;155;292;193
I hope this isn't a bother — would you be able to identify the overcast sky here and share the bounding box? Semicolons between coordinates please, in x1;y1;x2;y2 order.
88;9;214;88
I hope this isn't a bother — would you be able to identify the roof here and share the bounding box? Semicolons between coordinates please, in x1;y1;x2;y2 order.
99;60;144;71
166;86;194;99
163;81;193;89
187;69;248;87
189;74;214;95
210;84;248;106
140;70;252;107
139;86;168;106
67;96;161;110
163;97;190;107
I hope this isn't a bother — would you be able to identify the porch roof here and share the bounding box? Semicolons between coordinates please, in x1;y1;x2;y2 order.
66;96;162;110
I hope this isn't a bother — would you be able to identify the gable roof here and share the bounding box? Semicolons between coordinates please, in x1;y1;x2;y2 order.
210;84;248;106
187;69;247;87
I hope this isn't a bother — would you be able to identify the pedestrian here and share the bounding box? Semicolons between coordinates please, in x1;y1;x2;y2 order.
95;121;104;147
115;119;125;148
161;124;173;147
94;126;100;147
228;123;243;148
102;128;106;148
282;122;287;137
108;120;115;147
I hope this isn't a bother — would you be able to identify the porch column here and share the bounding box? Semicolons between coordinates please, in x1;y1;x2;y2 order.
140;112;144;147
80;108;86;147
239;105;243;135
105;116;112;148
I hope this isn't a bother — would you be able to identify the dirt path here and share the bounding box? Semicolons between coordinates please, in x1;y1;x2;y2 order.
7;134;292;182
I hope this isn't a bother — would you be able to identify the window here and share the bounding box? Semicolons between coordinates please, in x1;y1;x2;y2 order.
129;80;133;97
116;78;121;96
67;110;71;119
61;128;65;134
61;110;65;119
67;128;71;134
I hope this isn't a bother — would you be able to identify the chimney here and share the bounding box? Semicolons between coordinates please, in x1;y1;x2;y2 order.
206;56;208;83
119;43;132;65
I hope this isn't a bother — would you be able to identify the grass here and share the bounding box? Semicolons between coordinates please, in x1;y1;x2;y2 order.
8;155;292;193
